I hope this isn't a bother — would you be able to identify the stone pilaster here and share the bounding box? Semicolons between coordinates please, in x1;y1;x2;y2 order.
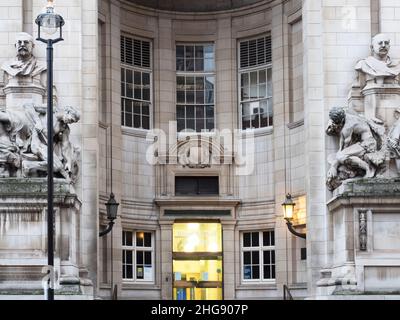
222;221;236;300
302;0;326;296
108;0;123;299
159;220;173;300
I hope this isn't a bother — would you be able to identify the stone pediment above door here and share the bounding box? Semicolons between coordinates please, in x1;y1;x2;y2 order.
166;135;233;169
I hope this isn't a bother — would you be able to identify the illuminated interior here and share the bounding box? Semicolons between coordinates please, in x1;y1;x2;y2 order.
172;222;223;300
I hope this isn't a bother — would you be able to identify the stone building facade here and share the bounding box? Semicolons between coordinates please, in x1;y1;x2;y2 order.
0;0;400;300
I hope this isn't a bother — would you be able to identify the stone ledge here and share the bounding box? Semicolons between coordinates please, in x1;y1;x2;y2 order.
0;294;93;300
312;294;400;300
155;197;241;207
328;178;400;211
0;178;75;195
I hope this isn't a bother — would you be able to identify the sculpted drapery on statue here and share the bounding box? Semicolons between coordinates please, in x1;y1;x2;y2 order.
1;32;46;79
355;33;400;88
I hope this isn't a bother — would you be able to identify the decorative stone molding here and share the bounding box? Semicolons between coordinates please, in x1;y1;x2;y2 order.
359;210;367;251
287;119;304;129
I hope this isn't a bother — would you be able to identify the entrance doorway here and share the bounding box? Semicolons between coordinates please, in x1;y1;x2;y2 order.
172;222;223;300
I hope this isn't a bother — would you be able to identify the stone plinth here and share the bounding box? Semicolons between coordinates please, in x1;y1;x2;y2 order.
0;178;91;298
317;178;400;298
3;76;46;109
362;85;400;127
349;83;400;126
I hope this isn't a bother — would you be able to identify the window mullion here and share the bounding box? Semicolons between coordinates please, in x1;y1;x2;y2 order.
132;248;136;281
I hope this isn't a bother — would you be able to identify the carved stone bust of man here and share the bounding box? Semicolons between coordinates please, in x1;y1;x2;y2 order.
355;33;400;87
1;32;46;79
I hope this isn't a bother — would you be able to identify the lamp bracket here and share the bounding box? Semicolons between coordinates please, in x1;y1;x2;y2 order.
285;220;306;239
99;220;115;237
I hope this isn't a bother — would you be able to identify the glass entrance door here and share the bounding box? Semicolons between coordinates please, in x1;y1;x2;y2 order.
172;222;223;300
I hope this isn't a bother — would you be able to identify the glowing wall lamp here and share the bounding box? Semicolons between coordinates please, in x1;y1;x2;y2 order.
282;193;306;239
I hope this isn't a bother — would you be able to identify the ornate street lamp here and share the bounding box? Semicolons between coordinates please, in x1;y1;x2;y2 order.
99;193;119;237
35;0;65;301
282;193;306;239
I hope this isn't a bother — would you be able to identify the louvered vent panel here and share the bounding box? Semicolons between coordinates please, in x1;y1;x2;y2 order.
240;41;249;68
265;36;272;64
240;36;271;69
121;35;125;63
121;35;151;69
142;41;150;68
133;39;141;66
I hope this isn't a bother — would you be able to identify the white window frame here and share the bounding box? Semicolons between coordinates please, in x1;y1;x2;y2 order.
176;43;216;134
122;230;155;283
121;34;153;130
240;230;276;283
238;35;273;131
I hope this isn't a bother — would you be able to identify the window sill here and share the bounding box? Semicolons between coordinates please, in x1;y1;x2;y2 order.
241;126;273;137
122;282;160;290
287;119;304;130
236;283;277;290
98;121;109;129
122;126;150;138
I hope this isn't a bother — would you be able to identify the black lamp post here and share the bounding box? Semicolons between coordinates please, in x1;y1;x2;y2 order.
99;193;119;237
35;0;65;301
282;193;306;239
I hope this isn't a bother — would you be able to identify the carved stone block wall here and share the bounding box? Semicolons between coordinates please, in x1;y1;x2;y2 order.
321;178;400;296
0;178;85;295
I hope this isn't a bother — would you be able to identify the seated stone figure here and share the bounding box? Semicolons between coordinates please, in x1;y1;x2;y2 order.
355;33;400;88
326;106;388;190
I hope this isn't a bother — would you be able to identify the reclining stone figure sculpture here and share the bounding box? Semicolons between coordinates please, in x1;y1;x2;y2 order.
0;103;80;183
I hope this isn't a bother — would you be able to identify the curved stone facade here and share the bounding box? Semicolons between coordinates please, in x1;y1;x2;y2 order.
127;0;268;12
1;0;400;300
97;0;306;300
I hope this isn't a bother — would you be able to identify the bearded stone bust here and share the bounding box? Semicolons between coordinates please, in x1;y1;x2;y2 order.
1;32;46;79
355;33;400;87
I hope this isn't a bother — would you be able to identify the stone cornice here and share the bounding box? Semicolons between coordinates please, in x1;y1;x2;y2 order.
121;126;150;139
120;0;277;19
155;197;241;207
327;178;400;211
287;119;304;129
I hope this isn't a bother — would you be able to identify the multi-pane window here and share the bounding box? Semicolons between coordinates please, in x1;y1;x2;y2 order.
176;44;215;132
242;230;275;281
239;36;273;129
122;231;154;282
121;35;151;129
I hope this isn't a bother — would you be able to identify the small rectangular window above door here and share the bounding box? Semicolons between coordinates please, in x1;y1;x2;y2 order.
175;176;219;196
